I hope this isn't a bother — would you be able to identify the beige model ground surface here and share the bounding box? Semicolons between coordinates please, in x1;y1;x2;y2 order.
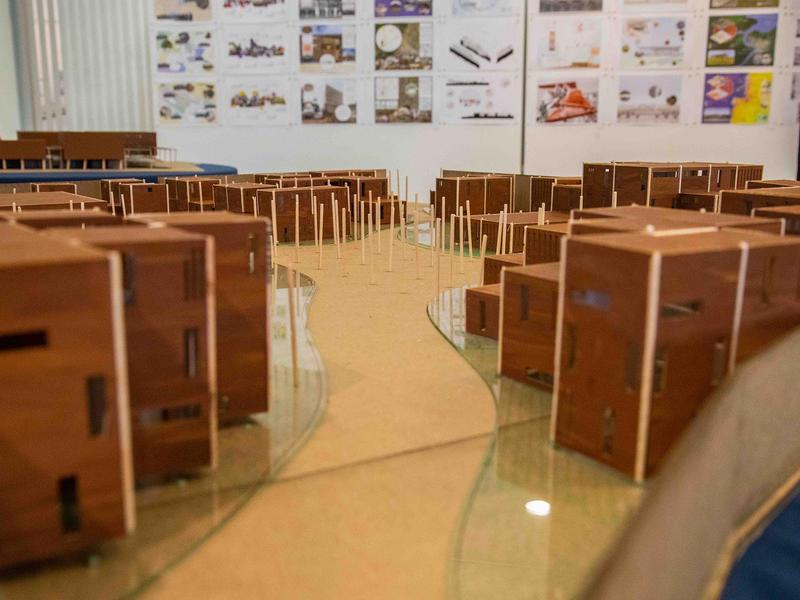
144;221;497;599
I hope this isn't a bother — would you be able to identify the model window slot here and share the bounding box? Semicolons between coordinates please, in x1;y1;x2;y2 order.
184;328;199;378
640;173;647;191
652;347;667;395
526;369;553;386
479;301;487;332
761;257;776;304
86;376;106;436
138;403;201;424
0;330;47;352
570;289;611;311
122;252;136;306
688;169;704;177
653;171;678;178
711;338;727;385
183;249;205;299
661;299;703;318
58;476;81;533
602;407;616;456
625;344;641;393
520;285;530;321
248;233;258;275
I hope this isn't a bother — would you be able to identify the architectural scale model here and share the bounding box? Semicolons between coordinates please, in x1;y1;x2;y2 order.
0;224;134;568
0;191;107;212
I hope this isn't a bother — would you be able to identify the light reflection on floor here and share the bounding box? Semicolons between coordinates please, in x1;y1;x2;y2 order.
0;265;326;600
428;286;645;600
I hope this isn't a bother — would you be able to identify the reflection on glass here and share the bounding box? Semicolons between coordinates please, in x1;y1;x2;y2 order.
0;266;326;600
429;286;645;600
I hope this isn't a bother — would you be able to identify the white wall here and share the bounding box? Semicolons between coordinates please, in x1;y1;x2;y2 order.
0;0;21;139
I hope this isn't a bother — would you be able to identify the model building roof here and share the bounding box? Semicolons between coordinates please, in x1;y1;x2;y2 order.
573;228;799;256
754;205;800;217
723;187;800;198
132;212;269;226
0;223;108;266
46;225;206;246
0;191;104;208
477;211;569;224
505;262;560;283
574;205;779;227
0;209;125;227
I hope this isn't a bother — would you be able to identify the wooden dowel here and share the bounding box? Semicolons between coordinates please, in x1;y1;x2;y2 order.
341;206;347;244
466;200;473;260
459;206;464;274
360;200;366;265
389;203;395;272
287;268;299;388
377;196;382;254
440;200;446;254
479;235;488;285
368;208;375;284
295;194;300;263
318;204;324;270
523;226;529;266
449;213;455;289
271;197;278;256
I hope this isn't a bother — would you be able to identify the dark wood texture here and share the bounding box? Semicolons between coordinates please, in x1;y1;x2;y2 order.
465;284;501;339
0;192;107;212
483;253;525;285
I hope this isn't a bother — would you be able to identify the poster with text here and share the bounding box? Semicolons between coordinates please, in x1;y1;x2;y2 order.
439;75;518;124
375;76;433;123
440;18;520;72
224;79;290;125
533;17;601;69
158;82;217;125
299;0;355;19
220;0;288;20
453;0;517;16
536;78;598;124
224;26;290;73
702;72;771;124
706;14;777;67
301;78;357;124
621;17;686;68
156;30;214;74
155;0;212;21
300;25;357;73
375;0;433;17
709;0;777;8
540;0;602;14
618;75;681;124
375;23;433;71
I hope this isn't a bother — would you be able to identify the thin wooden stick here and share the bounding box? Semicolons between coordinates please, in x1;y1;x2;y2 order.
449;214;455;288
509;223;515;254
459;205;464;274
433;219;440;299
466;200;473;260
341;206;347;245
523;226;529;266
495;210;502;255
377;196;382;254
110;191;116;216
368;207;375;284
430;208;435;266
479;234;488;285
415;195;420;279
404;175;408;204
318;204;324;270
389;203;395;272
440;200;446;254
287;268;299;388
501;204;508;253
295;194;300;263
360;200;366;265
334;197;341;259
312;195;319;249
271;195;278;248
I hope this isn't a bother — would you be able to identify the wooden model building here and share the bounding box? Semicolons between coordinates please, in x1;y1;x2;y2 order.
0;192;107;212
29;182;78;194
212;182;277;214
746;179;800;189
471;211;568;254
0;139;47;169
47;226;217;480
434;176;512;217
100;178;145;206
256;185;349;242
530;176;581;211
754;204;800;235
117;183;170;215
0;224;134;568
132;212;271;422
551;184;582;212
163;177;221;211
718;186;800;215
524;222;570;265
498;262;560;388
551;228;800;481
483;253;525;285
465;284;501;339
678;163;739;194
613;163;681;208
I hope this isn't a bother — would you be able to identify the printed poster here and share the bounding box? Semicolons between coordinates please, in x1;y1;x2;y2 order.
439;18;521;72
154;0;212;21
158;82;216;125
536;78;598;124
225;79;290;126
300;25;357;73
709;0;777;8
618;75;681;124
375;0;433;17
540;0;602;14
452;0;517;16
223;25;290;73
299;0;355;19
621;17;686;69
301;79;357;124
706;14;777;67
533;17;601;69
702;72;772;124
439;74;518;124
375;23;434;71
156;30;214;74
220;0;288;20
375;76;433;123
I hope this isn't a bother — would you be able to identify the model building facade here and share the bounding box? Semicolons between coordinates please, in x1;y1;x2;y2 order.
0;224;134;568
